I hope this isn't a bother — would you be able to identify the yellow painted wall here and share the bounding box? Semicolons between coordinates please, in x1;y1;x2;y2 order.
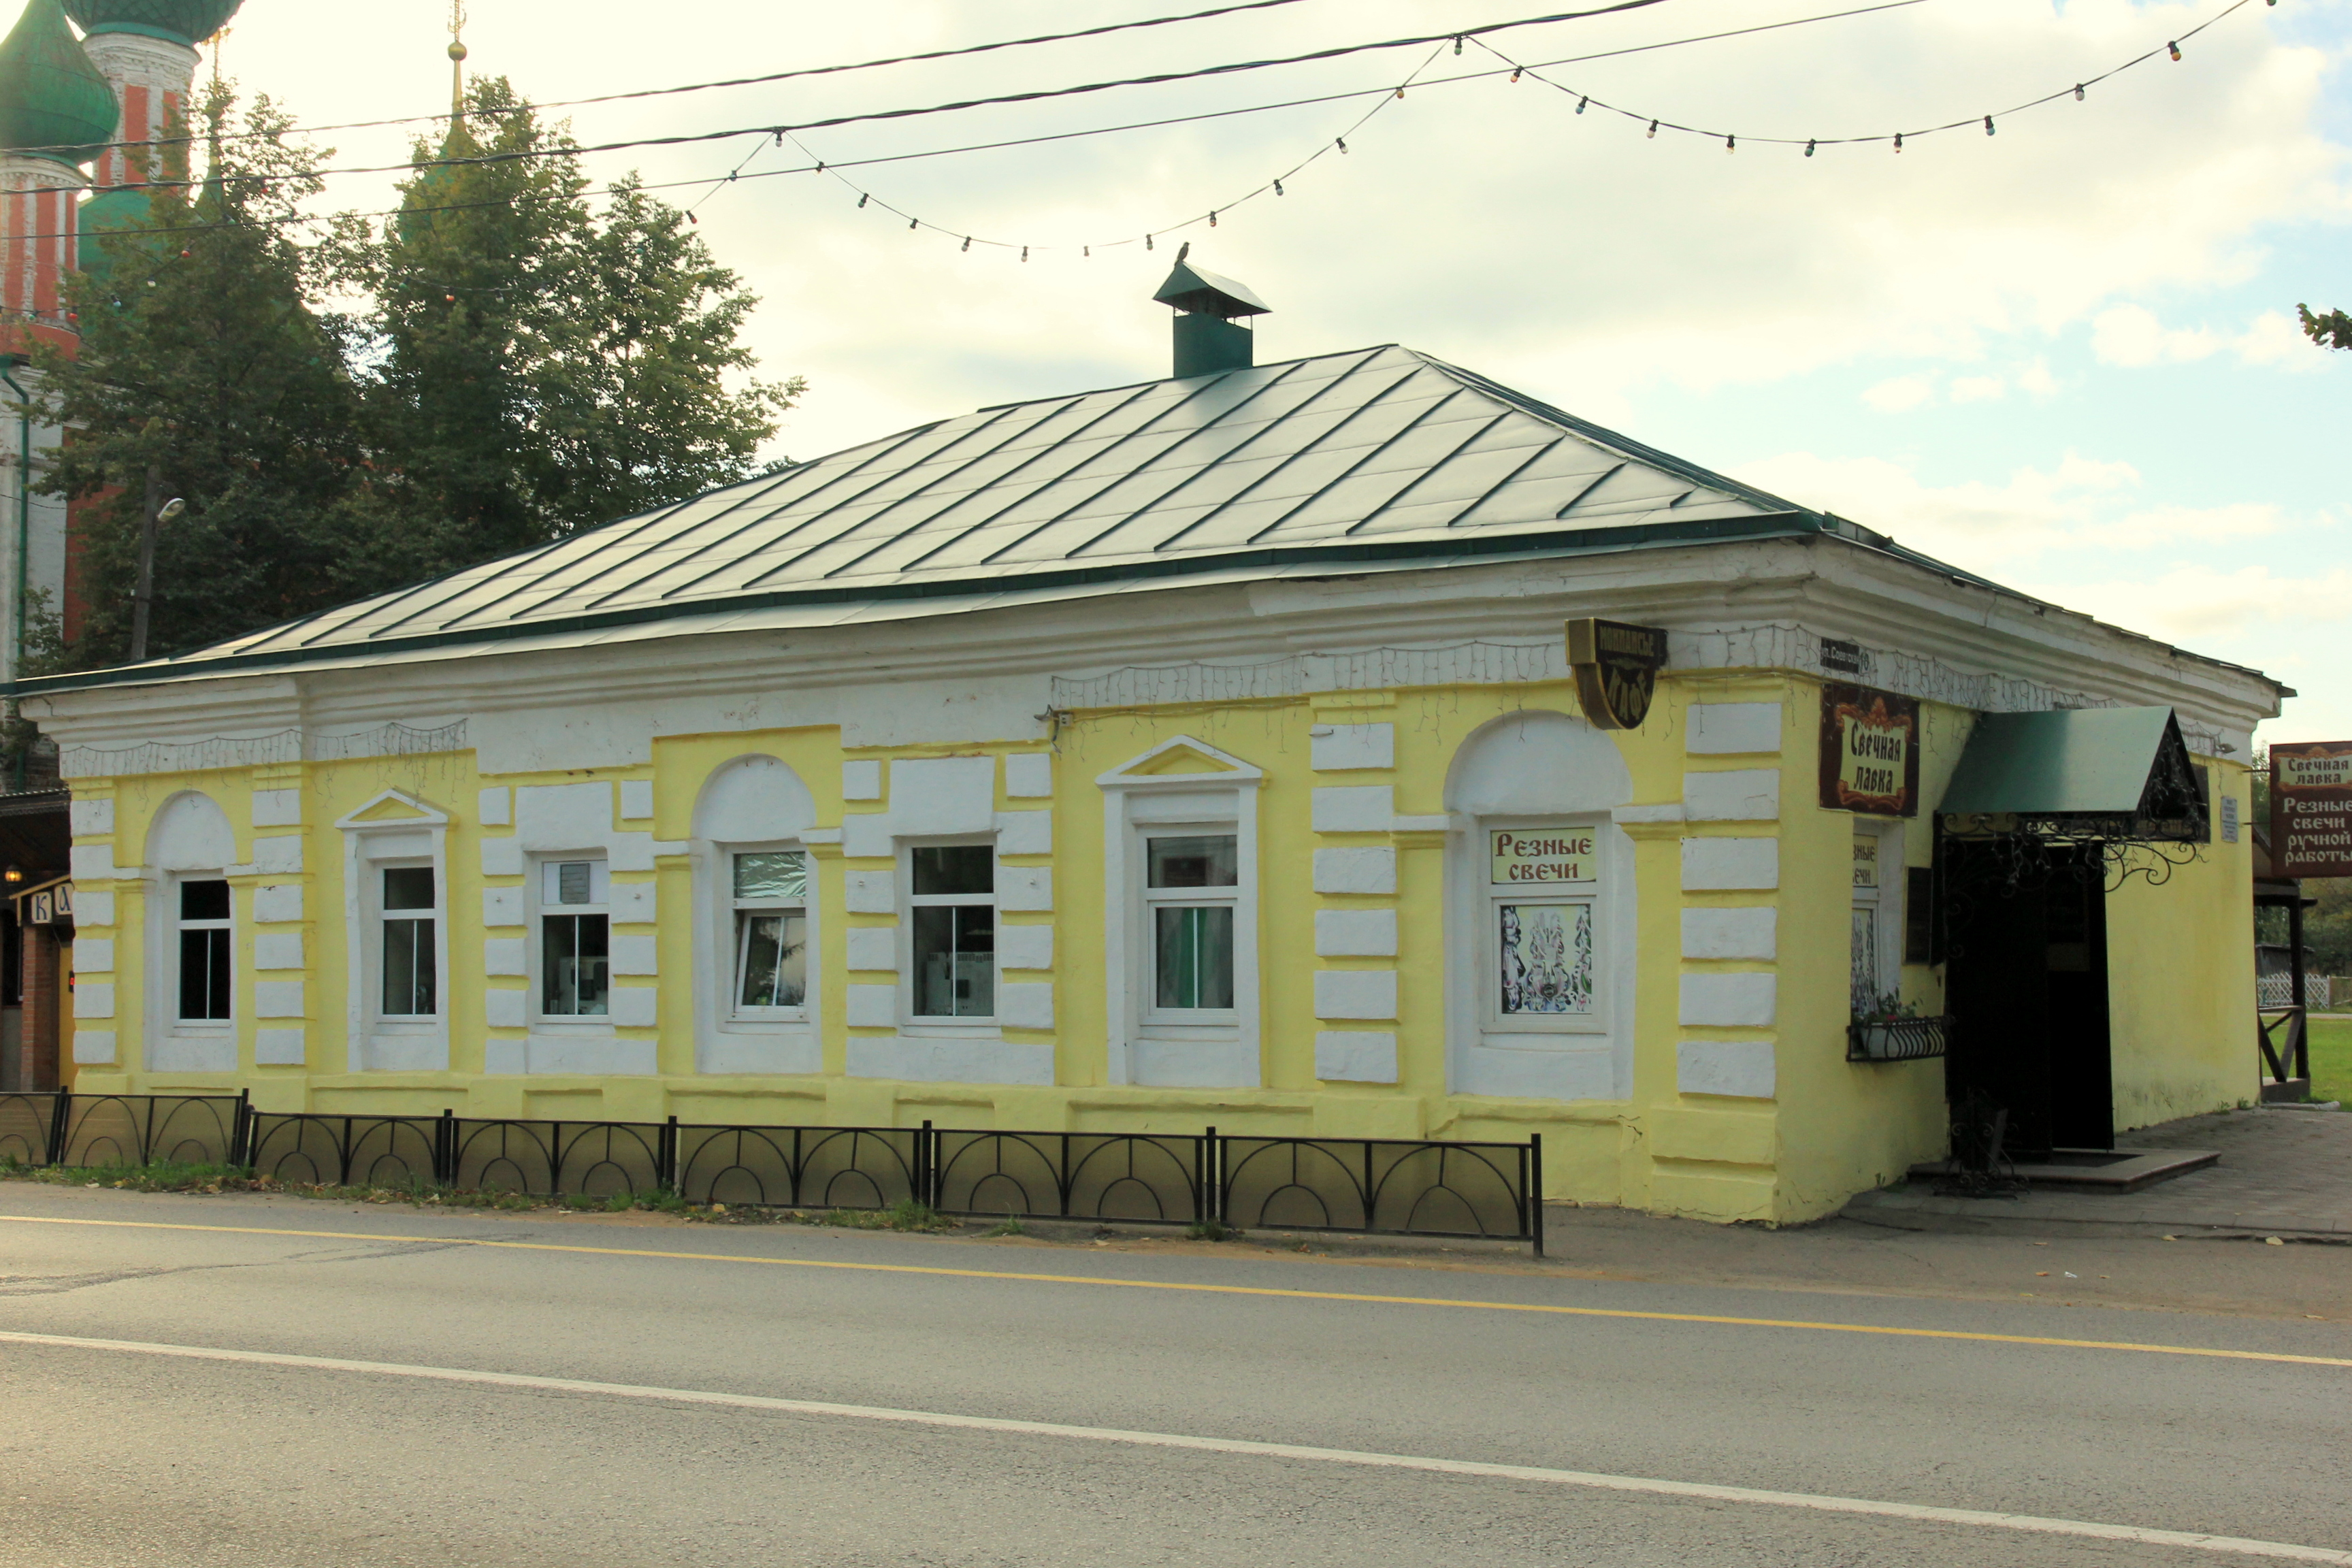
54;671;2259;1224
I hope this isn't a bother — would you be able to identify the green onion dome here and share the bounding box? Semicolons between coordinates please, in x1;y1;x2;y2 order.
61;0;242;45
0;0;120;166
76;180;146;278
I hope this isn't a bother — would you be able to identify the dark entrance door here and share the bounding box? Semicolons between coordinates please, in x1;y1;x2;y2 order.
1941;840;2114;1154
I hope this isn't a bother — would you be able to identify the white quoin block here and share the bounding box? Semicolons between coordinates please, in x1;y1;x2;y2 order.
998;982;1055;1031
250;835;304;874
994;811;1052;856
845;985;897;1028
75;889;116;927
1311;786;1394;833
1313;847;1396;896
610;987;658;1029
619;780;655;821
1316;1031;1399;1083
483;888;524;928
844;872;895;914
1310;722;1394;772
485;989;527;1030
1683;770;1781;822
842;760;884;802
253;885;303;924
69;798;114;835
481;838;524;877
998;868;1053;912
1315;909;1399;957
1682;907;1777;961
1679;973;1778;1028
253;932;305;971
69;845;120;880
253;981;306;1019
72;1030;116;1064
1313;968;1399;1021
255;1029;306;1066
1677;1040;1776;1099
1681;837;1778;891
1687;703;1784;756
478;787;512;826
996;923;1054;971
71;937;114;974
1004;753;1054;798
72;983;114;1020
610;934;658;976
484;938;526;977
844;927;898;973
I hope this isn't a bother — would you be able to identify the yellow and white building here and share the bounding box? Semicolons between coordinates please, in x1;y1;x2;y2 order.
19;267;2285;1222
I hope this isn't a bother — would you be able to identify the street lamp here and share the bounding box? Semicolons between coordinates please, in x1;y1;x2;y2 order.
129;482;184;663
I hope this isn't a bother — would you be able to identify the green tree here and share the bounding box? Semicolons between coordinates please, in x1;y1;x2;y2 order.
2299;305;2351;351
344;78;800;585
31;82;368;666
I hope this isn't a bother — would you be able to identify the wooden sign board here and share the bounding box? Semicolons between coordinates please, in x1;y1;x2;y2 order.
2270;740;2352;879
1819;684;1921;817
1565;619;1668;731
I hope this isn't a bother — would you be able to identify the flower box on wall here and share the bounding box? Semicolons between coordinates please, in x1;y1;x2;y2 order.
1847;1015;1952;1064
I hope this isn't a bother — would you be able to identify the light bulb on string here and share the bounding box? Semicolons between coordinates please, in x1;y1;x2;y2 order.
1804;139;1816;158
1020;246;1028;262
856;193;867;208
960;235;970;252
1337;138;1348;154
1576;96;1588;114
1273;178;1284;195
1147;233;1154;250
1725;135;1735;152
2168;40;2181;60
909;218;917;230
1452;35;1462;54
1509;68;1520;83
1646;120;1658;138
1395;86;1405;99
1209;210;1218;227
1893;132;1903;153
2074;83;2085;100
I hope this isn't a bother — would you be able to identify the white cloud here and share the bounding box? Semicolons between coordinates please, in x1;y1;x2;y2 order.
1949;376;2006;404
2014;359;2061;398
2091;305;2219;366
1733;450;2142;559
1863;376;1936;412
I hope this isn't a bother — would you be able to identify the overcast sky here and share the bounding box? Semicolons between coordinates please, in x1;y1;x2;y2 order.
218;0;2348;740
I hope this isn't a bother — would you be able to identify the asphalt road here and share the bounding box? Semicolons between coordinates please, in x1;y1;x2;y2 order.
0;1185;2346;1567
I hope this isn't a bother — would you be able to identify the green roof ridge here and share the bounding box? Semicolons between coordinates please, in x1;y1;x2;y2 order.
0;0;119;165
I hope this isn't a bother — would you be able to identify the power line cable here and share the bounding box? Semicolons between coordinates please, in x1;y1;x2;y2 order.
51;0;1335;157
24;0;1692;180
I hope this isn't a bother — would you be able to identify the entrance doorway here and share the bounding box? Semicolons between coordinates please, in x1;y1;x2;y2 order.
1941;839;2114;1154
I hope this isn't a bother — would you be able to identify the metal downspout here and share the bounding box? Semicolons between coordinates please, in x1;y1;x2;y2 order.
0;357;28;793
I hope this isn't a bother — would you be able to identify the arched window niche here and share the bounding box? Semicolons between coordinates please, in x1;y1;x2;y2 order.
143;791;239;1074
1443;710;1636;1102
691;755;820;1075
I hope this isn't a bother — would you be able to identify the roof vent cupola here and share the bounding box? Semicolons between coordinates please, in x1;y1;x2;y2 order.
1154;246;1268;379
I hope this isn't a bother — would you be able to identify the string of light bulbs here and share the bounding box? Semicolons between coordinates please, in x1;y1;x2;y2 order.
1468;0;2275;153
10;0;1914;252
16;0;2277;270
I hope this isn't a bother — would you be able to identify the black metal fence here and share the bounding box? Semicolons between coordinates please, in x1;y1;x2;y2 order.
2;1094;1544;1252
0;1091;247;1169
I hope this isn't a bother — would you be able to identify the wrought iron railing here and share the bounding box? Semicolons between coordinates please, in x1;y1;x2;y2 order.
0;1091;248;1168
8;1098;1544;1252
1847;1015;1952;1064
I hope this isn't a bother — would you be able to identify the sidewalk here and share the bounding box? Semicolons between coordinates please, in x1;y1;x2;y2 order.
1844;1105;2352;1239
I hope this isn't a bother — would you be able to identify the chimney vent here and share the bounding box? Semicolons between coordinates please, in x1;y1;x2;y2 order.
1153;247;1269;378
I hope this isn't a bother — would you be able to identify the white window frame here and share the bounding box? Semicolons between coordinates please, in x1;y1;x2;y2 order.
531;855;612;1024
376;860;439;1019
1098;737;1264;1089
726;846;812;1023
338;793;453;1073
900;836;998;1030
1852;821;1904;1011
1479;817;1607;1037
1137;823;1242;1030
172;872;235;1028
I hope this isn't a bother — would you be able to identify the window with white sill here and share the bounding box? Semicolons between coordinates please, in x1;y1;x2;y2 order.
731;849;809;1016
906;842;995;1022
536;858;610;1019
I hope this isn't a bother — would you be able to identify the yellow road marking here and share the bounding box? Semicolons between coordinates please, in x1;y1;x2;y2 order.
3;1211;2346;1370
1;1328;2345;1563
